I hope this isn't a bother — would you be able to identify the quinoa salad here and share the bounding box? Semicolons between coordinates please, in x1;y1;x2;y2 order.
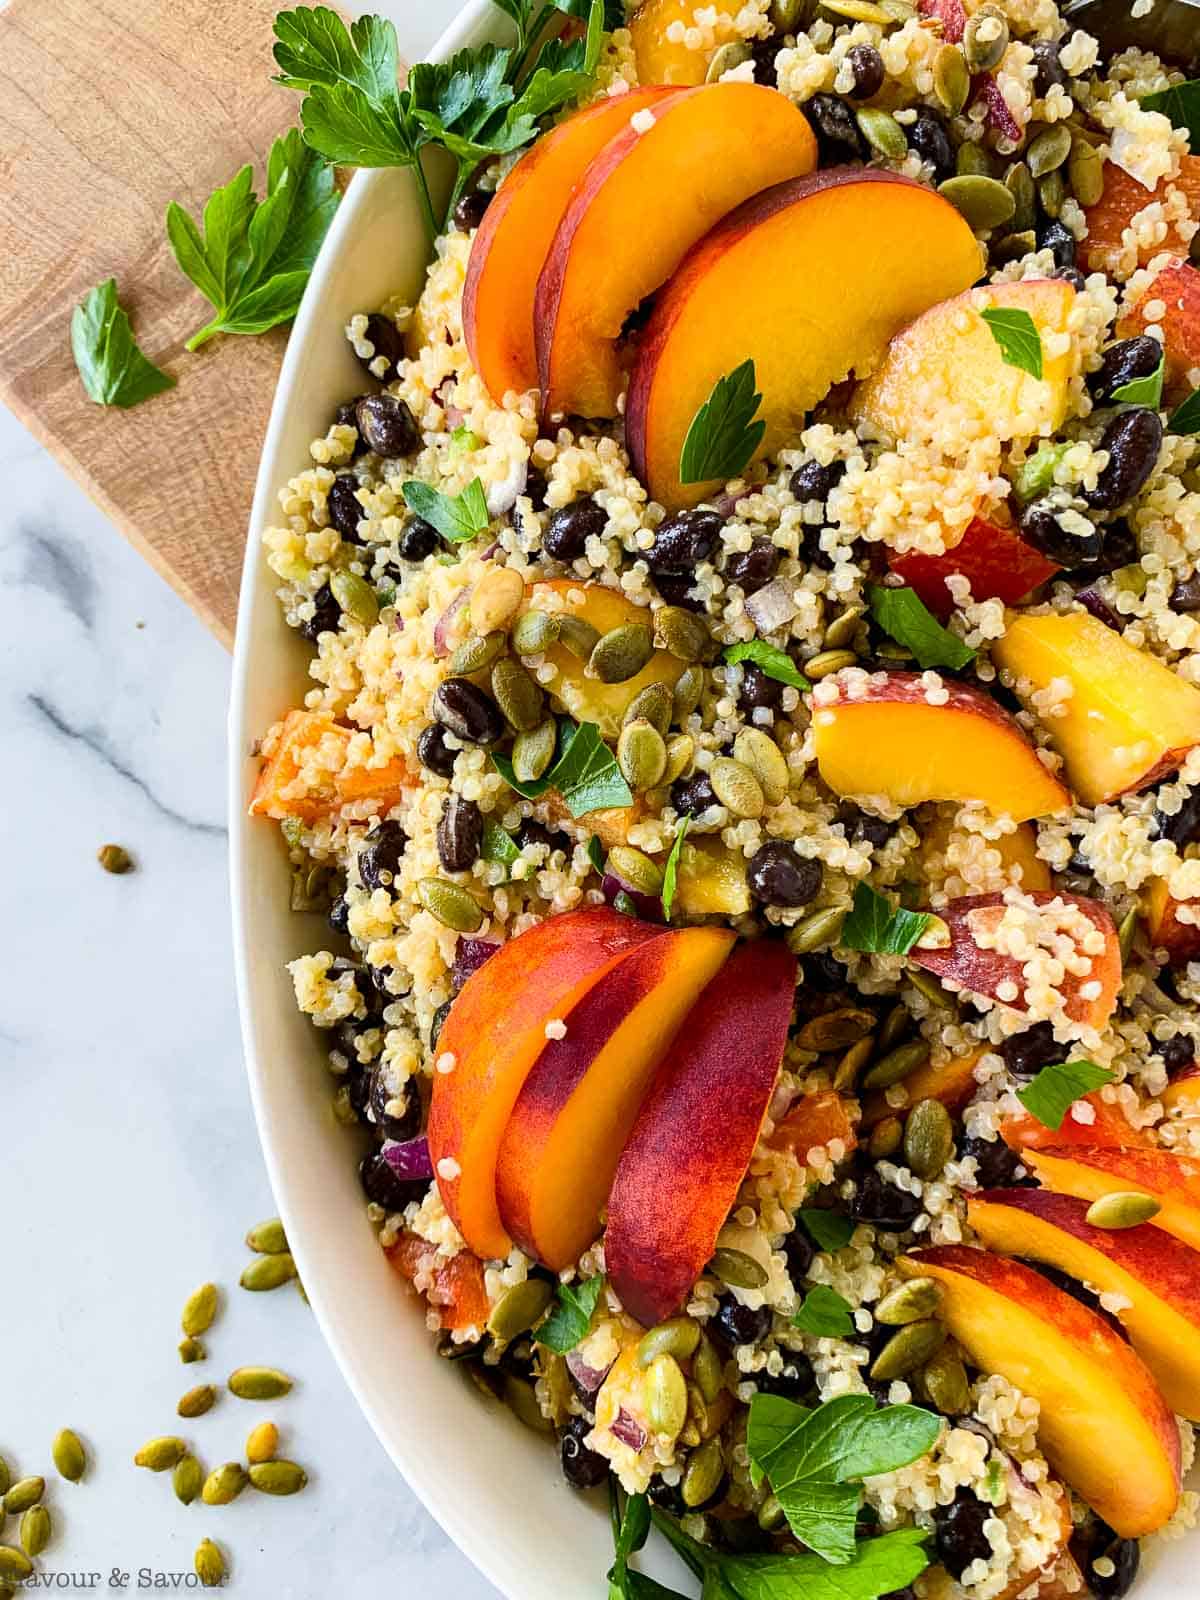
248;2;1200;1596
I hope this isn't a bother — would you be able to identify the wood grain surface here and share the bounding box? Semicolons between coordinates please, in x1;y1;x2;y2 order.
0;0;334;647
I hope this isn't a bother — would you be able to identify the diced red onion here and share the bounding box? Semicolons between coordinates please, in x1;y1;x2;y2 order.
712;487;754;518
1076;588;1121;631
602;872;663;923
451;937;500;991
744;576;800;634
972;74;1021;144
486;457;528;519
444;404;466;429
611;1409;647;1451
381;1136;434;1181
565;1350;611;1397
433;588;470;657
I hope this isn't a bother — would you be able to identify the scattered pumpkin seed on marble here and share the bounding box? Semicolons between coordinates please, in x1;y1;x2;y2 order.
512;607;559;656
173;1455;204;1506
511;719;557;784
643;1353;688;1438
245;1218;289;1255
861;1038;931;1090
194;1539;226;1589
1085;1191;1161;1229
588;623;654;684
178;1385;218;1419
939;174;1016;230
178;1336;206;1366
228;1366;294;1401
418;877;483;933
0;1548;32;1585
624;681;672;736
97;842;133;874
249;1460;308;1496
181;1283;219;1338
240;1252;298;1292
246;1423;279;1465
2;1481;41;1518
681;1436;725;1508
870;1318;946;1381
904;1098;954;1179
202;1462;248;1506
637;1317;701;1368
134;1438;186;1473
51;1429;86;1484
19;1507;50;1560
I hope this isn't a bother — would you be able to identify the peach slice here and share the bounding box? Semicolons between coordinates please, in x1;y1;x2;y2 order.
1145;875;1200;967
463;87;677;404
428;907;663;1259
912;890;1121;1030
674;838;751;918
992;610;1200;808
1000;1090;1150;1154
1117;258;1200;401
495;925;734;1269
626;169;982;509
628;0;744;84
249;709;414;823
767;1087;859;1163
852;279;1079;445
385;1234;490;1334
1023;1144;1200;1254
968;1187;1200;1419
888;511;1061;620
917;814;1051;894
606;939;797;1326
1080;155;1200;277
1163;1063;1200;1116
811;671;1071;822
860;1047;985;1131
898;1246;1180;1537
535;83;817;419
521;579;684;739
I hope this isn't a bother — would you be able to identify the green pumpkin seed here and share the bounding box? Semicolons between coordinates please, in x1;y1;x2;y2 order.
492;656;545;731
202;1462;248;1506
823;604;865;652
770;0;814;27
1118;907;1139;964
654;605;712;665
868;1116;904;1160
1004;161;1037;232
671;665;705;724
588;623;654;684
51;1429;86;1484
248;1460;308;1496
134;1438;186;1472
834;1035;875;1093
172;1455;204;1506
0;1461;8;1501
1038;168;1065;219
0;1549;31;1584
682;1436;725;1508
618;719;668;791
638;1317;702;1368
469;565;525;635
710;756;764;820
512;718;558;783
487;1278;555;1342
693;1333;724;1404
245;1218;289;1255
860;1038;931;1091
804;648;857;681
908;968;955;1009
502;1373;554;1433
609;845;664;896
448;630;506;677
939;174;1016;231
418;877;483;933
330;569;379;628
962;5;1008;71
732;728;789;806
228;1366;294;1401
19;1507;50;1560
182;1282;219;1337
194;1539;226;1589
705;39;752;80
993;229;1037;265
955;141;994;178
625;681;673;736
512;607;560;656
856;108;907;161
786;905;846;954
870;1318;946;1381
876;1002;910;1054
2;1482;41;1517
240;1252;297;1292
1027;122;1072;179
903;1098;954;1179
663;733;695;786
179;1335;206;1364
246;1423;279;1464
933;44;970;116
178;1384;218;1419
875;1276;942;1326
709;1246;769;1291
796;1007;875;1053
1068;132;1105;208
821;0;894;21
680;1384;704;1449
757;1494;784;1532
557;615;601;660
1085;1191;1161;1229
643;1353;688;1437
878;0;915;16
921;1346;970;1414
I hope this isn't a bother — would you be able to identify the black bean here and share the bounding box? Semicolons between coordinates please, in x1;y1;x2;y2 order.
908;107;955;182
525;466;549;510
515;818;570;855
957;1134;1028;1189
559;1417;608;1490
790;459;846;505
654;572;705;610
749;32;786;84
747;842;823;908
437;793;483;873
328;474;365;545
752;1355;817;1401
1082;408;1163;511
327;894;351;937
1159;1034;1195;1076
299;584;341;642
329;956;387;1017
646;509;725;574
1019;499;1104;568
933;1490;993;1580
1053;265;1087;291
359;1149;426;1210
840;803;891;850
1000;1020;1068;1079
712;1296;772;1347
1170;573;1200;612
356;313;405;382
738;662;785;713
430;999;453;1052
334;398;370;459
416;723;456;779
802;953;851;993
848;1169;923;1230
1089;334;1164;404
433;677;506;745
359;820;407;891
543;497;607;561
1153;787;1200;849
346;1062;371;1122
399;517;440;561
1030;39;1067;96
356;393;421;458
1074;1522;1140;1600
367;1066;421;1141
452;189;493;232
723;538;780;595
1036;217;1076;269
807;92;866;162
846;43;885;99
647;1476;687;1515
671;772;717;817
1068;516;1138;580
784;1224;815;1282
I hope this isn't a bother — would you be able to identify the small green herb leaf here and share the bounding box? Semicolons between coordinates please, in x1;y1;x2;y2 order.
841;882;932;957
660;818;690;921
551;720;634;816
793;1285;855;1339
402;479;491;542
798;1209;856;1253
868;585;976;671
1111;352;1165;408
1139;79;1200;149
1016;1058;1117;1132
1170;388;1200;436
587;834;606;874
535;1273;604;1352
481;819;521;867
70;279;175;408
724;640;810;691
679;359;766;486
980;306;1043;380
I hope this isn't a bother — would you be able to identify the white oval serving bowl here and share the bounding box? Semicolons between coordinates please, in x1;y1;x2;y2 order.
228;5;1197;1595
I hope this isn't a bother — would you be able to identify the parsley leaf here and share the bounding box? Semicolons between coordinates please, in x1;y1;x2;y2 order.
793;1285;855;1338
980;306;1044;380
868;585;976;671
494;719;632;816
1170;388;1200;436
481;819;521;868
1139;79;1200;149
841;882;931;956
724;640;810;691
402;479;491;543
535;1273;604;1352
587;834;606;874
660;818;690;921
1016;1058;1116;1132
166;129;339;351
1111;351;1165;408
70;279;175;408
679;360;766;486
798;1209;856;1253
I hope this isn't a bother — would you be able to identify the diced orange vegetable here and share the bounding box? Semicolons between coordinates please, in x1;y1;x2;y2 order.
1000;1091;1151;1154
249;709;412;822
1080;156;1200;276
1117;258;1200;400
386;1233;490;1333
768;1088;858;1162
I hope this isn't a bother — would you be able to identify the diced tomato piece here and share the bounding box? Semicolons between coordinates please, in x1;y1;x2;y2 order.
889;513;1060;618
1000;1091;1151;1153
1117;258;1200;399
768;1088;858;1162
1081;156;1200;276
386;1233;491;1333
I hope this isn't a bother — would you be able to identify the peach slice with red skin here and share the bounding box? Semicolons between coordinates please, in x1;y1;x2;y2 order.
606;939;797;1326
1080;155;1200;276
626;168;983;510
535;82;817;419
811;670;1071;822
1023;1144;1200;1254
911;890;1121;1030
495;925;734;1270
463;87;676;404
887;512;1061;620
1117;258;1200;401
898;1246;1181;1537
969;1187;1200;1419
1000;1090;1150;1154
428;907;663;1260
1145;875;1200;967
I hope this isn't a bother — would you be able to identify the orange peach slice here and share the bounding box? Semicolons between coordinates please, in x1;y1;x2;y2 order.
626;169;982;509
1145;875;1200;967
898;1246;1180;1537
1023;1144;1200;1254
1117;257;1200;401
1000;1090;1150;1154
860;1048;985;1131
992;611;1200;807
463;87;677;403
495;925;734;1269
674;838;751;918
428;907;663;1260
1080;155;1200;276
852;279;1079;445
606;939;797;1326
249;709;413;822
888;511;1061;620
811;671;1071;822
1163;1063;1200;1116
628;0;744;85
767;1087;859;1163
917;814;1051;894
969;1187;1200;1419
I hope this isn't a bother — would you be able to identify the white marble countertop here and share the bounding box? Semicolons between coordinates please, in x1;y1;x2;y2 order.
0;4;499;1594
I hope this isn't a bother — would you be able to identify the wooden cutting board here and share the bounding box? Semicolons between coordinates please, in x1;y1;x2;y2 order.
0;0;356;647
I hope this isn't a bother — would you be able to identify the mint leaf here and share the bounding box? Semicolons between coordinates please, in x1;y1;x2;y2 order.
1140;79;1200;149
868;585;976;670
660;818;690;921
70;279;174;408
481;819;520;867
841;882;931;956
402;479;491;542
793;1285;855;1338
798;1209;856;1253
1016;1058;1116;1132
587;834;606;874
1111;351;1165;408
1170;388;1200;436
724;640;810;691
679;360;766;486
551;720;633;816
535;1273;604;1352
980;306;1043;380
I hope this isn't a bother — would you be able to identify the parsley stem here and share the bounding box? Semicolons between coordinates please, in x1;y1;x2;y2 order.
509;0;556;82
184;319;223;353
412;157;440;242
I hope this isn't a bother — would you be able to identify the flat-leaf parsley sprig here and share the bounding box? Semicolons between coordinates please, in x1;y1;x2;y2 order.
71;280;175;408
